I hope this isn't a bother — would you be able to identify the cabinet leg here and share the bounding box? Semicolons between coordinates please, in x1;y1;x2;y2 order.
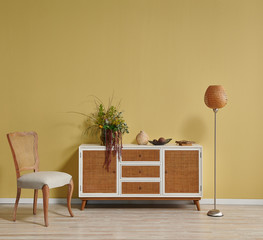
194;200;200;211
81;200;87;210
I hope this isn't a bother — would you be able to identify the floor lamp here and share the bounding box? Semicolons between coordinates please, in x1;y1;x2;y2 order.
204;85;227;217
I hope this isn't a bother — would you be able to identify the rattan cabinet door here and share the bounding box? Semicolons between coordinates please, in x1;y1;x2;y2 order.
83;151;116;193
165;150;199;193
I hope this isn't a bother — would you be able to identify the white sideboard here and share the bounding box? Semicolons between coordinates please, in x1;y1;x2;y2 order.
79;144;202;210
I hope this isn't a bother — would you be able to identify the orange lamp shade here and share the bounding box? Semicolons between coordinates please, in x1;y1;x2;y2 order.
204;85;227;109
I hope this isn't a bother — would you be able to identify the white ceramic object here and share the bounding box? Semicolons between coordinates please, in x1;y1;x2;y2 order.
136;131;149;145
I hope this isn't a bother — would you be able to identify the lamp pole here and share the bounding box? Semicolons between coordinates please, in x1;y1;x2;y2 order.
207;108;223;217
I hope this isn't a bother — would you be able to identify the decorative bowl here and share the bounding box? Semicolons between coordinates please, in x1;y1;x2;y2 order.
149;138;172;145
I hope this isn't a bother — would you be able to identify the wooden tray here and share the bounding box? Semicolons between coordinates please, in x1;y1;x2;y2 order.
175;140;195;146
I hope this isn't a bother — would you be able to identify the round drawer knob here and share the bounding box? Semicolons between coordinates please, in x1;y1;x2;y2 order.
139;170;142;174
139;186;142;190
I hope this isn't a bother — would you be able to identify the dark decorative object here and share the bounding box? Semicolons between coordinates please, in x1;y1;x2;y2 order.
149;138;172;145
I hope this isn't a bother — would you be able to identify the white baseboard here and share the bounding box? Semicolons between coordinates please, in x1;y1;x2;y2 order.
0;198;263;205
200;199;263;205
0;198;82;204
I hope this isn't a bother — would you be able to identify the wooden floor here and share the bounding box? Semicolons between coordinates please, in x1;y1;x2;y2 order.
0;203;263;239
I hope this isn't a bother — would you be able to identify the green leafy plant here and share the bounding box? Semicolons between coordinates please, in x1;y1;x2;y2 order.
90;103;129;135
71;97;129;171
90;100;129;170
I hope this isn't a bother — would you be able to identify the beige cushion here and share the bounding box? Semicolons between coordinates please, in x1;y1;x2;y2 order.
17;171;72;189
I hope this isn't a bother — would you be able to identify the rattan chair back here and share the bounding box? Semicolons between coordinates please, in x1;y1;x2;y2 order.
7;132;39;178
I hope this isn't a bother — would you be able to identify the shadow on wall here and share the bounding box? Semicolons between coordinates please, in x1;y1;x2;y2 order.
179;115;206;143
52;147;79;199
79;119;103;144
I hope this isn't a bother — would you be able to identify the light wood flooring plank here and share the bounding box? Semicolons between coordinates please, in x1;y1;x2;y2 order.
0;203;263;239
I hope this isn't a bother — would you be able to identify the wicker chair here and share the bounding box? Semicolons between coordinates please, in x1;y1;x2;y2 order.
7;131;74;227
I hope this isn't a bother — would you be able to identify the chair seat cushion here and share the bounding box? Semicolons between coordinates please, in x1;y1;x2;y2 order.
17;171;72;189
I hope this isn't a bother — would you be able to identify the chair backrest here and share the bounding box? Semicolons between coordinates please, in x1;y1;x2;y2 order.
7;131;39;178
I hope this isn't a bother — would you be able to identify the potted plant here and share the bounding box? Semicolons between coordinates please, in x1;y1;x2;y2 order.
78;98;129;171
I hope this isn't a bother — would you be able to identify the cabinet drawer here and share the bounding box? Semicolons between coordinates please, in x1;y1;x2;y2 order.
122;166;160;178
122;182;160;194
122;150;160;161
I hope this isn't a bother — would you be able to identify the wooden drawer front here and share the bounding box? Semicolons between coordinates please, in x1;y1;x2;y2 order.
122;182;160;194
122;166;160;178
122;150;160;161
83;151;116;193
165;150;199;193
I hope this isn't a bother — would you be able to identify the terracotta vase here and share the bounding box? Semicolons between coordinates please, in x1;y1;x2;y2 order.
136;131;149;145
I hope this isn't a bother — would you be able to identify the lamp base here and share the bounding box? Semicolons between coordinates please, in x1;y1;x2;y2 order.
207;209;223;217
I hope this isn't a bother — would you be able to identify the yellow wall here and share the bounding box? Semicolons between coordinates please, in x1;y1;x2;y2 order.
1;0;263;199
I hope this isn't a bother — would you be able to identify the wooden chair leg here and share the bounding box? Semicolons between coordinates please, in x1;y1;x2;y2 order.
13;187;21;221
42;185;49;227
67;179;74;217
33;189;38;215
